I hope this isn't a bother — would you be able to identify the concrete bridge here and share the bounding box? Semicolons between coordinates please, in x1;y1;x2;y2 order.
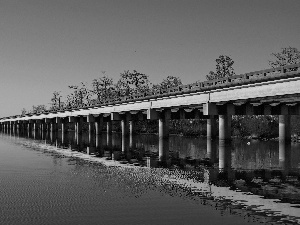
1;63;300;162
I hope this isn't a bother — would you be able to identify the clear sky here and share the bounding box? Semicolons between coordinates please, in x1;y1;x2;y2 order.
0;0;299;117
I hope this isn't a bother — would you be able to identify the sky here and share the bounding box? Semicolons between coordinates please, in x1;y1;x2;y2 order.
0;0;299;117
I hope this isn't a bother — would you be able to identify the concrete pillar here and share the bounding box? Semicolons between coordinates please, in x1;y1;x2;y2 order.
61;122;65;134
279;115;291;142
87;115;95;142
219;115;231;141
279;115;291;175
10;122;13;134
76;117;83;134
9;122;12;134
106;121;112;134
27;122;30;133
279;138;291;175
207;116;217;139
95;133;103;155
206;138;217;164
106;130;112;149
129;120;135;149
219;115;232;172
129;120;134;136
121;116;130;152
33;121;37;131
51;122;55;133
95;116;103;135
158;110;170;162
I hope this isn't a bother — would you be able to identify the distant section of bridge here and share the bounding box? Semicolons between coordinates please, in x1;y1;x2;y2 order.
1;63;300;164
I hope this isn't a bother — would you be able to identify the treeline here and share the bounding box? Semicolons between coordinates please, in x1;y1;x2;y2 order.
20;47;300;139
22;46;300;115
21;71;182;115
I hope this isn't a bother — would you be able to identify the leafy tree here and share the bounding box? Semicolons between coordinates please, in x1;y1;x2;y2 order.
21;108;27;116
32;105;47;114
269;47;300;68
206;55;235;80
116;70;150;97
68;82;92;107
50;91;62;110
160;76;182;89
92;72;114;103
151;76;182;94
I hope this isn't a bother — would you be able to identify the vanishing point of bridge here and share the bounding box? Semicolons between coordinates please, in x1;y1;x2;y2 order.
1;63;300;167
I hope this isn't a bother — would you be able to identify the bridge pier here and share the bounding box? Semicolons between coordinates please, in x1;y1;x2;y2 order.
158;110;170;162
219;115;231;141
279;115;291;174
76;117;83;135
279;115;291;143
129;120;135;149
56;117;61;133
121;114;130;153
207;116;217;139
219;115;232;171
87;115;95;142
95;115;103;135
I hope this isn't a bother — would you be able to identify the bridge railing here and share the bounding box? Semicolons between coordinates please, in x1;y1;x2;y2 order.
1;63;300;120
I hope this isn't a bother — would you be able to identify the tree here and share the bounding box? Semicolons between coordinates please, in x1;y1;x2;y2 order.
50;91;62;110
160;76;182;89
21;108;27;116
269;47;300;68
32;105;47;114
206;55;235;80
116;70;150;97
68;82;92;107
92;72;114;103
152;76;182;94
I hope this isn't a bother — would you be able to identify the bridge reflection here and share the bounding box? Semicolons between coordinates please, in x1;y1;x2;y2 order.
3;128;300;223
4;127;300;201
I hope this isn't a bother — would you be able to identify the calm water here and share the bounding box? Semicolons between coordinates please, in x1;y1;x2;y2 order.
1;129;300;225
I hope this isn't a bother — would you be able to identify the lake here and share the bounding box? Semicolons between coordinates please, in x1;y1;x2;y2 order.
1;129;300;225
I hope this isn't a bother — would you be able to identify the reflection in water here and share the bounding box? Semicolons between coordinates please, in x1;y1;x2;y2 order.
2;129;300;224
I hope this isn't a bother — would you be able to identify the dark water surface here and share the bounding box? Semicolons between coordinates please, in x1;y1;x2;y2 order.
1;130;300;225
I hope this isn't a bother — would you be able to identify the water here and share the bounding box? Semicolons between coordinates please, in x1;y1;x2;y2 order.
1;130;300;225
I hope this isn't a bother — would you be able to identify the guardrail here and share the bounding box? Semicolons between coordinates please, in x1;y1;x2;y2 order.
1;63;300;120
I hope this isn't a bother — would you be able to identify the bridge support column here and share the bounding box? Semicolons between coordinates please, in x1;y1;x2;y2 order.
279;115;291;142
158;110;170;163
61;120;67;134
219;115;231;141
219;115;232;171
95;115;103;135
279;115;291;174
129;120;135;149
87;115;95;143
106;121;112;134
76;117;83;135
121;114;130;152
10;122;13;134
206;137;217;163
50;121;56;133
33;121;37;131
207;116;217;139
56;117;62;132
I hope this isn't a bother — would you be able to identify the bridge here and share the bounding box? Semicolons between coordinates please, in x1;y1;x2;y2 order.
1;63;300;162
